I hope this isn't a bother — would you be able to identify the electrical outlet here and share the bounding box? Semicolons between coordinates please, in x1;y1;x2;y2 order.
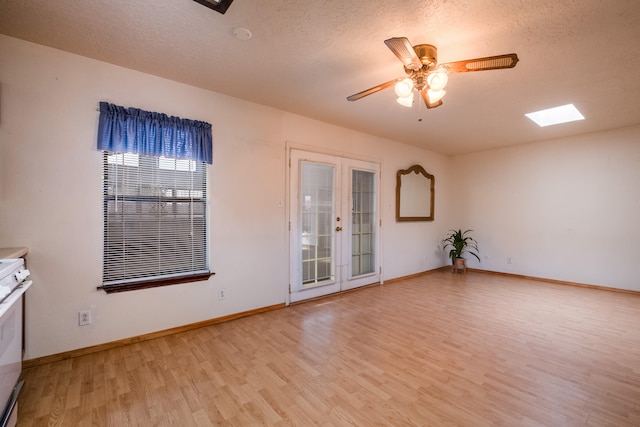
218;289;226;300
507;257;512;264
78;310;92;326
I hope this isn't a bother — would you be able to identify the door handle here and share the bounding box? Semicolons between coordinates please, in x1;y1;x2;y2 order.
336;226;342;232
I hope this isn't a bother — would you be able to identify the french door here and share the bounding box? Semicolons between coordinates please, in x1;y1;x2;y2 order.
289;149;380;303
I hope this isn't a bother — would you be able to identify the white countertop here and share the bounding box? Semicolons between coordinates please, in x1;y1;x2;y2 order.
0;247;28;259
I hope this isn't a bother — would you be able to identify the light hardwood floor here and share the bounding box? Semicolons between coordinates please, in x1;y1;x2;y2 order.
18;271;640;426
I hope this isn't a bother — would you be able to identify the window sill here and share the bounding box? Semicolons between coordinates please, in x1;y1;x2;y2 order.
98;272;215;294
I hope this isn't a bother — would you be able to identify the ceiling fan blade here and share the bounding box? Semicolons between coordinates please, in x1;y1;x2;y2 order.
420;89;443;109
384;37;423;71
440;53;519;73
347;79;396;102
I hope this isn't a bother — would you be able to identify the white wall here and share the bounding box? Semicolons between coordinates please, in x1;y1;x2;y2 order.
0;35;450;359
451;126;640;291
4;33;637;360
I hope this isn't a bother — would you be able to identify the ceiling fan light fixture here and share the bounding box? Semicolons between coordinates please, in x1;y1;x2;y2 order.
346;36;518;111
394;78;415;98
427;72;448;91
396;93;414;107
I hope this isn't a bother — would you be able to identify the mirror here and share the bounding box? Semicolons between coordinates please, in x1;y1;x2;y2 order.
396;165;434;221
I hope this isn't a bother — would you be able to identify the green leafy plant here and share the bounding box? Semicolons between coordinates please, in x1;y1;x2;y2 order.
442;229;480;264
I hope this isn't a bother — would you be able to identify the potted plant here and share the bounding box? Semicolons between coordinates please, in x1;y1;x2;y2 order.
442;229;480;271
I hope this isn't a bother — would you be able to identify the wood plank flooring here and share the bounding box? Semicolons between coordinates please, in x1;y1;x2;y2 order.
18;271;640;426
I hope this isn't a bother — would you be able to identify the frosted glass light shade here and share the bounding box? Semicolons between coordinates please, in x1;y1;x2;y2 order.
394;78;414;98
427;72;448;91
427;89;446;103
396;93;414;107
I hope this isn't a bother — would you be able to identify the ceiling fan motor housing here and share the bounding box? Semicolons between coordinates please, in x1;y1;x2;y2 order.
414;44;437;68
402;44;438;90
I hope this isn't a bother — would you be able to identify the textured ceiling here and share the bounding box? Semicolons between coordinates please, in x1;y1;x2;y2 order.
1;0;639;155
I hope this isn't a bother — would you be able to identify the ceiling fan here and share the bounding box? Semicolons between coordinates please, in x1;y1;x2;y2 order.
347;37;519;109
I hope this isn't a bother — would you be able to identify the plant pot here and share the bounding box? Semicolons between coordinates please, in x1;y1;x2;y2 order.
452;257;466;273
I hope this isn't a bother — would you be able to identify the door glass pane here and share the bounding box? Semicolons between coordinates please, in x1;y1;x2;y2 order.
301;163;334;285
352;170;375;276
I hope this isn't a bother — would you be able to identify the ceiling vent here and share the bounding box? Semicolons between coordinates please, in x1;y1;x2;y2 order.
193;0;234;14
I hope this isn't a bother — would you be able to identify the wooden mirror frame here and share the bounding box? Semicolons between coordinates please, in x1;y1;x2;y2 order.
396;165;435;221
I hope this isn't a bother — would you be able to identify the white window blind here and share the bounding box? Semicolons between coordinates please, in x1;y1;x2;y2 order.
102;151;209;287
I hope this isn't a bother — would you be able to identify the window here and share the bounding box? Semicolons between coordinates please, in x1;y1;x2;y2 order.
97;101;213;293
102;152;209;292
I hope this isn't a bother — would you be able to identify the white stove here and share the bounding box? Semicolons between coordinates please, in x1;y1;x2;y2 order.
0;258;31;427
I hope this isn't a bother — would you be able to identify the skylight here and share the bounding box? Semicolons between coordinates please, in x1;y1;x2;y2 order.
525;104;585;127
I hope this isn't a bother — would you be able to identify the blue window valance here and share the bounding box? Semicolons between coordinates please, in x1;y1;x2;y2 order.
97;102;213;164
